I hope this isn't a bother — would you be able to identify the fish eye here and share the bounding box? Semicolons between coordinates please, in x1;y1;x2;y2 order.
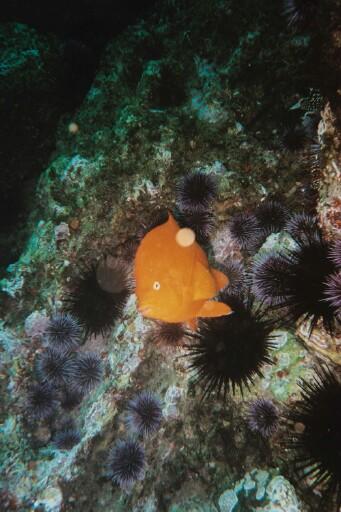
153;281;161;291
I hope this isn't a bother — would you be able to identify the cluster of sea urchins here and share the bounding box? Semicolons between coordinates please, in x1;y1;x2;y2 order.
227;199;289;254
252;214;340;334
107;391;162;491
25;312;103;450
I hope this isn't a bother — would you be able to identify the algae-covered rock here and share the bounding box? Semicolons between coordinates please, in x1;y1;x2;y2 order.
218;470;303;512
1;0;340;510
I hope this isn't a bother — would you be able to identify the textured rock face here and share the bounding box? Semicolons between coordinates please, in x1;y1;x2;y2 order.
317;103;341;239
0;1;340;511
294;102;341;365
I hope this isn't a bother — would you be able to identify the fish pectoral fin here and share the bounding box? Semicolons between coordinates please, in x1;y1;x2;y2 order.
193;261;217;301
211;268;229;290
198;300;232;318
186;318;198;331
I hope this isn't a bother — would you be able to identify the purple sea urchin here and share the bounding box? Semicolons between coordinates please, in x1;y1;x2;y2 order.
255;200;289;237
227;212;263;253
45;313;81;350
125;391;163;438
324;272;341;317
176;171;217;212
185;293;275;397
252;252;290;306
60;387;84;411
25;383;59;421
65;260;130;338
70;352;103;395
285;367;341;510
329;239;341;269
247;398;279;438
35;347;74;387
217;259;245;295
53;425;81;450
285;213;320;241
108;439;145;491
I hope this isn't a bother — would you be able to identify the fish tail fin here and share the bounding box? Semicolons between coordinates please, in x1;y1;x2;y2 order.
198;300;232;318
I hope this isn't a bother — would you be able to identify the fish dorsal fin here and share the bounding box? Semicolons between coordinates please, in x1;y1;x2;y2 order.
197;300;232;318
192;261;217;301
211;268;229;291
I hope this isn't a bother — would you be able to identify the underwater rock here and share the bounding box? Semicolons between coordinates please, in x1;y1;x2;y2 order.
34;485;63;512
24;311;49;340
317;103;341;239
218;470;301;512
218;489;239;512
264;475;301;512
1;0;340;510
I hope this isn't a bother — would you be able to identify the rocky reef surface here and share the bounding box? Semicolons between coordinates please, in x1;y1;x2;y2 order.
0;1;340;511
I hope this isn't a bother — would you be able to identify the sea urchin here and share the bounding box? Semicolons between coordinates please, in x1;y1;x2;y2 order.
251;228;338;334
176;171;217;212
185;293;275;397
65;259;130;338
108;439;145;491
125;391;163;438
70;352;103;395
227;212;263;253
246;398;279;438
285;367;341;510
25;383;59;421
45;313;81;350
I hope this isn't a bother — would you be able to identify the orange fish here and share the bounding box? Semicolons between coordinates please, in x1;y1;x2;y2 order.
134;212;232;329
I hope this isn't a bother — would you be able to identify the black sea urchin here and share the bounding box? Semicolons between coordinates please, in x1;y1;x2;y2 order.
255;200;289;237
25;383;59;421
35;347;74;387
185;293;275;397
247;398;279;438
125;391;163;438
108;439;145;491
285;367;341;510
252;230;338;334
227;212;264;253
45;313;81;350
176;171;217;212
70;352;103;395
65;259;130;338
